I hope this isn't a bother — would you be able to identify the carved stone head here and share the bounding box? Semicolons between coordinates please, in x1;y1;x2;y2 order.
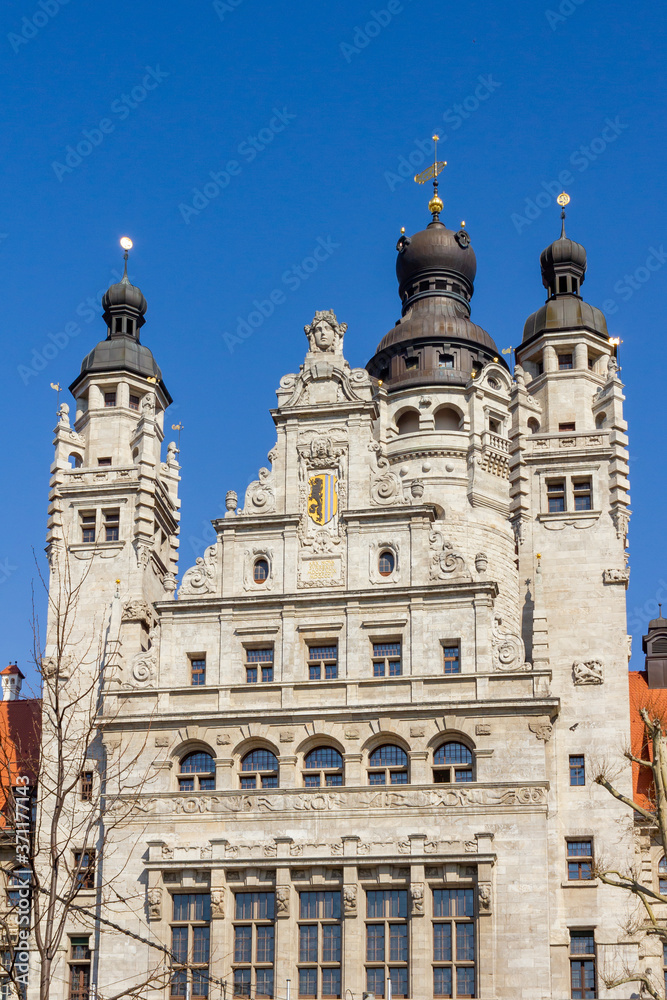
304;310;347;354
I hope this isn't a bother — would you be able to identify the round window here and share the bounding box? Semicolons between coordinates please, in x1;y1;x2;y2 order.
253;558;269;583
378;551;395;577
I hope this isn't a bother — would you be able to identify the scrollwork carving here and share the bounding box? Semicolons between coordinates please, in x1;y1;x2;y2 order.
241;467;276;515
369;440;409;507
179;544;218;598
492;615;531;672
429;530;471;581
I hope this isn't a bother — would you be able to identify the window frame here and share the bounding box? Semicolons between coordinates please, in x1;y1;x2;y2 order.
364;889;409;999
433;742;474;785
558;352;574;371
372;641;402;678
80;771;93;802
233;891;275;999
104;391;117;408
367;744;409;786
240;749;279;790
190;656;206;687
307;644;338;682
104;508;120;543
569;755;585;787
245;647;274;684
178;751;216;792
73;850;96;891
567;840;594;881
442;642;461;675
298;890;342;999
569;930;596;999
170;892;211;999
68;935;91;1000
303;747;344;788
80;511;96;544
432;887;476;999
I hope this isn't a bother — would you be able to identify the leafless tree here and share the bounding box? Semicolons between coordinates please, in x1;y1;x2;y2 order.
0;548;217;1000
594;702;667;999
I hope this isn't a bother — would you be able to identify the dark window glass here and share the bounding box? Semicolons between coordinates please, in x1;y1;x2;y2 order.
104;392;116;407
129;394;140;410
254;559;269;583
378;551;395;576
567;841;593;880
80;771;93;802
191;658;206;686
547;480;566;513
569;755;585;786
443;644;460;674
558;353;574;370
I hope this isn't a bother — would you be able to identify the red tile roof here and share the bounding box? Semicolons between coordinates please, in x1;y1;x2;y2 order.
629;670;667;810
0;697;40;829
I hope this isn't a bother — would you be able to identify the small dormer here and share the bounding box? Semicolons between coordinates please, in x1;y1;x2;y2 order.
643;609;667;688
1;664;24;701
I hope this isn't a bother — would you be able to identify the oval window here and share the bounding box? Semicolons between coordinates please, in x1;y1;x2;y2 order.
253;558;269;583
378;551;395;576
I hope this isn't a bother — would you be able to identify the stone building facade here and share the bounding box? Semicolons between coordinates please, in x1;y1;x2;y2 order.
39;198;636;1000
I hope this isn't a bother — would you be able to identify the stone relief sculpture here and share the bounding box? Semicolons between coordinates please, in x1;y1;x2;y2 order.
603;568;630;584
528;722;553;742
343;885;357;915
428;530;471;582
478;883;491;912
179;544;218;597
276;886;290;915
125;621;160;688
304;309;346;354
240;467;276;515
369;440;408;507
121;599;153;626
492;615;531;672
410;883;424;915
572;660;604;685
210;888;225;918
147;887;162;919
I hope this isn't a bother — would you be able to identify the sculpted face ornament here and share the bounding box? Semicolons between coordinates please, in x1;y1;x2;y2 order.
304;310;347;354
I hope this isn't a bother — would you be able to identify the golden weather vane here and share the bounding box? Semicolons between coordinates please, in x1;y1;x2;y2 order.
171;422;184;452
414;135;447;221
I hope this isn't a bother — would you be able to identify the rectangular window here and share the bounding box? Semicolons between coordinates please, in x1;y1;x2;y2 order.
191;658;206;686
567;840;593;881
104;509;119;542
365;890;408;998
233;892;275;998
80;512;96;544
443;643;460;675
69;936;91;1000
570;931;596;998
171;894;211;999
80;771;93;802
73;850;95;890
129;394;140;410
104;391;116;407
569;755;585;786
97;457;112;467
433;888;476;998
573;479;592;512
547;480;566;513
558;353;574;370
372;641;402;678
308;645;338;681
559;422;576;432
439;354;454;369
298;891;342;998
246;648;274;683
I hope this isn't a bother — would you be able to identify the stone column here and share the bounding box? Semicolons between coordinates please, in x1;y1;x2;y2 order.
274;868;293;999
475;833;495;999
574;342;588;370
543;345;557;373
409;863;427;1000
343;863;363;1000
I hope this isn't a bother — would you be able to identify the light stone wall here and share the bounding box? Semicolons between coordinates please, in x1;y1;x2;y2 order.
36;312;637;1000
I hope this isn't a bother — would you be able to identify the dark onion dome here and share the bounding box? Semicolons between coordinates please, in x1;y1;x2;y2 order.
367;217;506;389
70;268;169;399
522;219;608;344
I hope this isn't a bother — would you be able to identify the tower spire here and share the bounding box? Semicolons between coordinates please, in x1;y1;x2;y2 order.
556;191;570;239
120;235;133;283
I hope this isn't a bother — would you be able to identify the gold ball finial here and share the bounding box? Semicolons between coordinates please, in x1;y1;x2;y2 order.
556;192;570;207
400;227;405;234
428;194;444;215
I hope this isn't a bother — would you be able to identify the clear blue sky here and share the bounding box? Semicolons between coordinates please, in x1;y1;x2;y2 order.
1;0;665;687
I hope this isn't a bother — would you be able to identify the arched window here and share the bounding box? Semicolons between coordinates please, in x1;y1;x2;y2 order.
368;744;408;785
396;411;419;435
303;747;343;787
178;751;215;792
434;407;460;431
528;418;540;434
595;412;606;429
433;742;474;784
7;870;25;909
68;453;83;469
253;558;269;583
378;551;395;577
659;856;667;894
241;749;278;789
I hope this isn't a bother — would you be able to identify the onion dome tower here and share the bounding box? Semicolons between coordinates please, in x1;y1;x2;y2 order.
521;195;608;345
367;151;506;388
70;240;167;395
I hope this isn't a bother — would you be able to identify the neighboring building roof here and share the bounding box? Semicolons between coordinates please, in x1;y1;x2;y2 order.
0;697;41;829
0;664;24;677
629;669;667;810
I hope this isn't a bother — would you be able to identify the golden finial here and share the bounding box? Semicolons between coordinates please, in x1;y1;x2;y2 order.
556;191;570;238
414;135;447;221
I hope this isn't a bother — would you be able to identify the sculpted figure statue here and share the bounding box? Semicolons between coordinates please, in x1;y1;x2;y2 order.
304;310;347;354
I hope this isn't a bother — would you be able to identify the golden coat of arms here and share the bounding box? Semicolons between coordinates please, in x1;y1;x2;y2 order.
308;473;338;525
